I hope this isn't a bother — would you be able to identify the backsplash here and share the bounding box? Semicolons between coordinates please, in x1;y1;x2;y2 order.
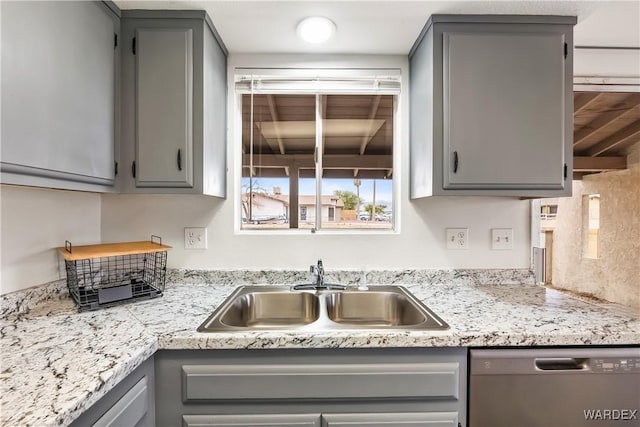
1;268;534;318
167;268;535;286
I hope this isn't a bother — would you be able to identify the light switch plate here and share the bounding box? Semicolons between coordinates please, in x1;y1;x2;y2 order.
184;227;207;249
491;228;513;250
446;228;469;249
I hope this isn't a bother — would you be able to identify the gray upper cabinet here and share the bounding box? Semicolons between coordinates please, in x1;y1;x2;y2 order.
1;1;119;192
136;28;194;187
120;10;228;196
410;15;577;198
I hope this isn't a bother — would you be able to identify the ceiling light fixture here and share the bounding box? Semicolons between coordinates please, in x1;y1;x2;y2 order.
297;16;336;44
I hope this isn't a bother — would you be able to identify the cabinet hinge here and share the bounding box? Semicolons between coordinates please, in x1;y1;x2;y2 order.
132;37;136;55
114;33;118;49
564;163;568;180
564;42;568;59
114;161;118;176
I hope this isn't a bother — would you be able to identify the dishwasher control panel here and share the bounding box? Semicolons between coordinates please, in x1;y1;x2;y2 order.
592;357;640;373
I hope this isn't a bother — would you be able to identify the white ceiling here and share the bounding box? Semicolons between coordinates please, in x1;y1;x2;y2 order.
115;1;640;54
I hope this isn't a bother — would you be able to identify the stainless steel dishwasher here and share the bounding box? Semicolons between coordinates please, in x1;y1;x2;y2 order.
469;347;640;427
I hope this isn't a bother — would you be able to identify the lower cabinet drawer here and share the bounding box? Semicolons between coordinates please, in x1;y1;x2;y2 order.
322;412;459;427
182;362;459;401
181;412;459;427
182;413;321;427
93;376;149;427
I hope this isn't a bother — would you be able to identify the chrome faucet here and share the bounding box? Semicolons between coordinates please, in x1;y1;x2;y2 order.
313;259;325;288
293;259;346;291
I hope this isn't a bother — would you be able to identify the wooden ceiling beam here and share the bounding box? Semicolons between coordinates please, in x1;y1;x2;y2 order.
242;167;389;180
573;156;627;172
586;119;640;156
359;95;381;155
572;172;589;181
243;153;392;169
320;94;326;155
574;92;602;114
265;94;289;177
573;93;640;147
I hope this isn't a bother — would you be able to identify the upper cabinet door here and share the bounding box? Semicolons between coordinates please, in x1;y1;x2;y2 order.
1;1;117;189
443;30;566;189
135;28;193;187
409;15;576;198
120;11;228;195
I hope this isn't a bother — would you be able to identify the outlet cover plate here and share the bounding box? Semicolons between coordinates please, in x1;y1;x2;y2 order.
446;228;469;250
491;228;513;250
185;227;207;249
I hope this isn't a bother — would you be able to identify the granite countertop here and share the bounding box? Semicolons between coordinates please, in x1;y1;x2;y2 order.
2;272;639;426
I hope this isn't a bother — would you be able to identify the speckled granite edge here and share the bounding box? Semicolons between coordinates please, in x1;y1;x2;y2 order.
166;268;536;286
1;269;534;317
0;278;68;318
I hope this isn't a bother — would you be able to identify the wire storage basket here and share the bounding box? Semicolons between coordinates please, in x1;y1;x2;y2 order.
58;235;171;311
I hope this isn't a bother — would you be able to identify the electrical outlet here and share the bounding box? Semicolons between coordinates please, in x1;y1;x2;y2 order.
446;228;469;249
491;228;513;250
184;227;207;249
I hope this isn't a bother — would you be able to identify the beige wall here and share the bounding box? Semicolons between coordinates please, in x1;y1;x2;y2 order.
0;185;101;294
552;142;640;310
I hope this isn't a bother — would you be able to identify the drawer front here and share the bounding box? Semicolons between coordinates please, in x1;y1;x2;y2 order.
182;414;321;427
322;412;459;427
182;362;459;401
93;376;149;427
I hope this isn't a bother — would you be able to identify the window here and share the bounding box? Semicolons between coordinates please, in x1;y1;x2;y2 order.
238;72;399;231
583;194;600;259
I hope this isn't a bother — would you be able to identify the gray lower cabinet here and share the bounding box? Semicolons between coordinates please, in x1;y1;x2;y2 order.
120;10;227;196
1;1;119;192
155;348;467;427
70;357;155;427
322;412;459;427
182;413;322;427
409;15;576;198
181;412;458;427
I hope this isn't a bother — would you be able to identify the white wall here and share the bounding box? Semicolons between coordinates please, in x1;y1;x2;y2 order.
101;54;532;271
0;185;101;294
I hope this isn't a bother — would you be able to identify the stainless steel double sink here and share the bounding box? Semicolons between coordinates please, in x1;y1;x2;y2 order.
197;285;449;332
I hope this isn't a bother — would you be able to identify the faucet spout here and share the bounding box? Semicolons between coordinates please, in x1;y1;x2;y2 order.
293;259;345;291
315;259;324;287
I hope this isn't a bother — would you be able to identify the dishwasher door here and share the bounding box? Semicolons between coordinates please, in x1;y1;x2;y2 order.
469;347;640;427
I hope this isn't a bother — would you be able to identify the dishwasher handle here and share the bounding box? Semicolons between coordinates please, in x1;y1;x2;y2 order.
535;358;588;371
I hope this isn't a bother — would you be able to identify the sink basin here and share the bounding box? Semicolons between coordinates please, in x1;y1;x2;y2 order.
326;291;427;327
199;289;320;330
197;285;449;332
220;291;320;327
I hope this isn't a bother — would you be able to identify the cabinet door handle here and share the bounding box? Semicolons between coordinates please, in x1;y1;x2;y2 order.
177;149;182;171
132;161;136;178
453;151;459;173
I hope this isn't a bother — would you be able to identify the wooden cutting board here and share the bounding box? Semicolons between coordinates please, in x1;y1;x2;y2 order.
58;240;172;261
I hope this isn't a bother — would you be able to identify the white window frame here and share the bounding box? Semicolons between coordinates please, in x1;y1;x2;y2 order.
234;67;402;235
